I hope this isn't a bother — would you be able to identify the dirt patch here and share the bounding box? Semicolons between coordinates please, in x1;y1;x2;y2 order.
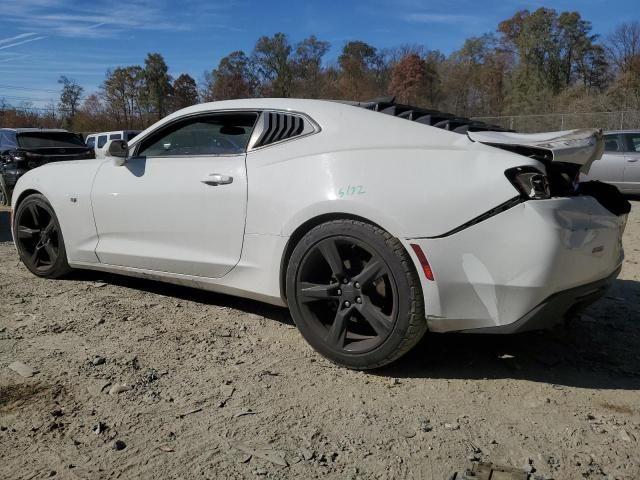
1;202;640;479
598;402;635;415
0;383;49;412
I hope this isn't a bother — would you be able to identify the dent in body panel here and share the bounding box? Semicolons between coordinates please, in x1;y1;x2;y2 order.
412;197;624;332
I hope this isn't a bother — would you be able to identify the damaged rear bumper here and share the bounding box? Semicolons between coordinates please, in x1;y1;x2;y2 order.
460;265;620;333
405;196;625;333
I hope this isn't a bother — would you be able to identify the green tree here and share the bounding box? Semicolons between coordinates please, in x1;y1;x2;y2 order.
252;33;293;97
440;34;509;115
102;66;144;128
498;8;605;112
292;35;330;98
172;74;199;110
205;51;258;100
338;41;382;99
140;53;173;120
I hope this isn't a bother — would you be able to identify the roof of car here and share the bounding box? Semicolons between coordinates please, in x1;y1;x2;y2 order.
0;128;69;133
87;130;141;136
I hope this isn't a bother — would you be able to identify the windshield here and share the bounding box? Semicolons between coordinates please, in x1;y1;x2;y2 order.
17;132;86;149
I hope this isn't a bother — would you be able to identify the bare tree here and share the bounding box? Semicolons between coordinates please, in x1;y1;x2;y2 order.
607;21;640;72
58;76;84;122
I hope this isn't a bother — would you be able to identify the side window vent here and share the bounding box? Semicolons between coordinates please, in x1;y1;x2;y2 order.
253;112;306;148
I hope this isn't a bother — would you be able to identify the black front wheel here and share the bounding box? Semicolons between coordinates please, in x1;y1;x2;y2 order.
287;220;427;369
13;194;71;278
0;178;9;207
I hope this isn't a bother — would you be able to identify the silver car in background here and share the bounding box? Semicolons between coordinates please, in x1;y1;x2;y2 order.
582;130;640;194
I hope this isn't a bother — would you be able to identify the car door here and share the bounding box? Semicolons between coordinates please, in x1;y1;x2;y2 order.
622;132;640;193
91;111;258;278
95;134;108;158
583;134;626;188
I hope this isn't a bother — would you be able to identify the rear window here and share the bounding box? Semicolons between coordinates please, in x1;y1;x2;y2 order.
109;133;122;140
17;132;86;149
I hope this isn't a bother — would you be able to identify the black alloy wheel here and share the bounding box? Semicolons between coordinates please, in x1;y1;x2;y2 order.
287;220;427;369
296;236;398;353
14;194;71;278
0;183;8;207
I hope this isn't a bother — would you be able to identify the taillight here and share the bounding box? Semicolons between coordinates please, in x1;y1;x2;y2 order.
410;244;435;281
505;166;551;200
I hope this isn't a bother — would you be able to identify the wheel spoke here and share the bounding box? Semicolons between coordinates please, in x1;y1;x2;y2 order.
17;226;40;239
354;259;384;288
296;233;398;356
326;307;352;347
43;218;56;236
44;242;58;264
28;204;41;227
29;247;41;267
318;239;345;278
298;282;338;303
357;301;393;337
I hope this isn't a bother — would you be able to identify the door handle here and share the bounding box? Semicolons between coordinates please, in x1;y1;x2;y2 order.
627;159;639;163
201;174;233;185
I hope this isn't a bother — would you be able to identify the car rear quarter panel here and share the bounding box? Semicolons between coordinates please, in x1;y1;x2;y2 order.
12;160;103;263
245;115;539;239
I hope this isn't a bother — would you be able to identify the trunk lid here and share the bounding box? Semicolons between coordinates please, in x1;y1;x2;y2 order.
467;129;604;172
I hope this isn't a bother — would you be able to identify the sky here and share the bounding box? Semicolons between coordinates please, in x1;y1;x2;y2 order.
0;0;638;108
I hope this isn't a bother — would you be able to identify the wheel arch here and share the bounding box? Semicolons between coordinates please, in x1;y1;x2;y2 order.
9;189;43;231
12;188;43;212
279;212;393;302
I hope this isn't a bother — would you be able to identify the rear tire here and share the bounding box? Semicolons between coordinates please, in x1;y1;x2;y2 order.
286;219;427;369
13;194;72;278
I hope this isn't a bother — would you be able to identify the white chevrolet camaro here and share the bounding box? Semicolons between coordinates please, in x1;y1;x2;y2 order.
10;98;629;369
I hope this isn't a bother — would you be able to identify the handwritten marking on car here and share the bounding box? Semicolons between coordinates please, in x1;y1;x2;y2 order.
338;184;366;198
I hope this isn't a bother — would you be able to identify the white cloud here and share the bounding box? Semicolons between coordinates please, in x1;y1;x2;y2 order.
0;36;45;50
0;0;237;39
0;32;38;45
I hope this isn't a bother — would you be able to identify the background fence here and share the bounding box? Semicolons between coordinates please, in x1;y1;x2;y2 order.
472;111;640;133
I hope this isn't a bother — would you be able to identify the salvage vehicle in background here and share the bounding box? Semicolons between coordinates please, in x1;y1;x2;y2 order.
9;98;629;369
580;130;640;194
85;130;140;159
0;128;94;206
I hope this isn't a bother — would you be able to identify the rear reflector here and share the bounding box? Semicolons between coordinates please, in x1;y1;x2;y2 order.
410;244;435;281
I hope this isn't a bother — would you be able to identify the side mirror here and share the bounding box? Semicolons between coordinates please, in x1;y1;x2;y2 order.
106;140;129;166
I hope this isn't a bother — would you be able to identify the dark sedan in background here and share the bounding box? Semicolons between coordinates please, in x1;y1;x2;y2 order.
0;128;95;206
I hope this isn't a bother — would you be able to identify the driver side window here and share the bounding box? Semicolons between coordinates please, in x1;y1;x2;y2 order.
137;112;258;157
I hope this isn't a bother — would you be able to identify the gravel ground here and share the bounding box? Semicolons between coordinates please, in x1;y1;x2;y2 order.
1;203;639;480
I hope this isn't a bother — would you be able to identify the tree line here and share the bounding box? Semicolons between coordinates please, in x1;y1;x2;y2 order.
1;7;640;133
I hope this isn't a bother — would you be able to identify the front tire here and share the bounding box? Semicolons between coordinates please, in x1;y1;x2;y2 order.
286;220;427;369
13;194;72;278
0;176;9;207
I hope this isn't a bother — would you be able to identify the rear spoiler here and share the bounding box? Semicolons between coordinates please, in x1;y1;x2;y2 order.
467;129;605;171
350;98;605;172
